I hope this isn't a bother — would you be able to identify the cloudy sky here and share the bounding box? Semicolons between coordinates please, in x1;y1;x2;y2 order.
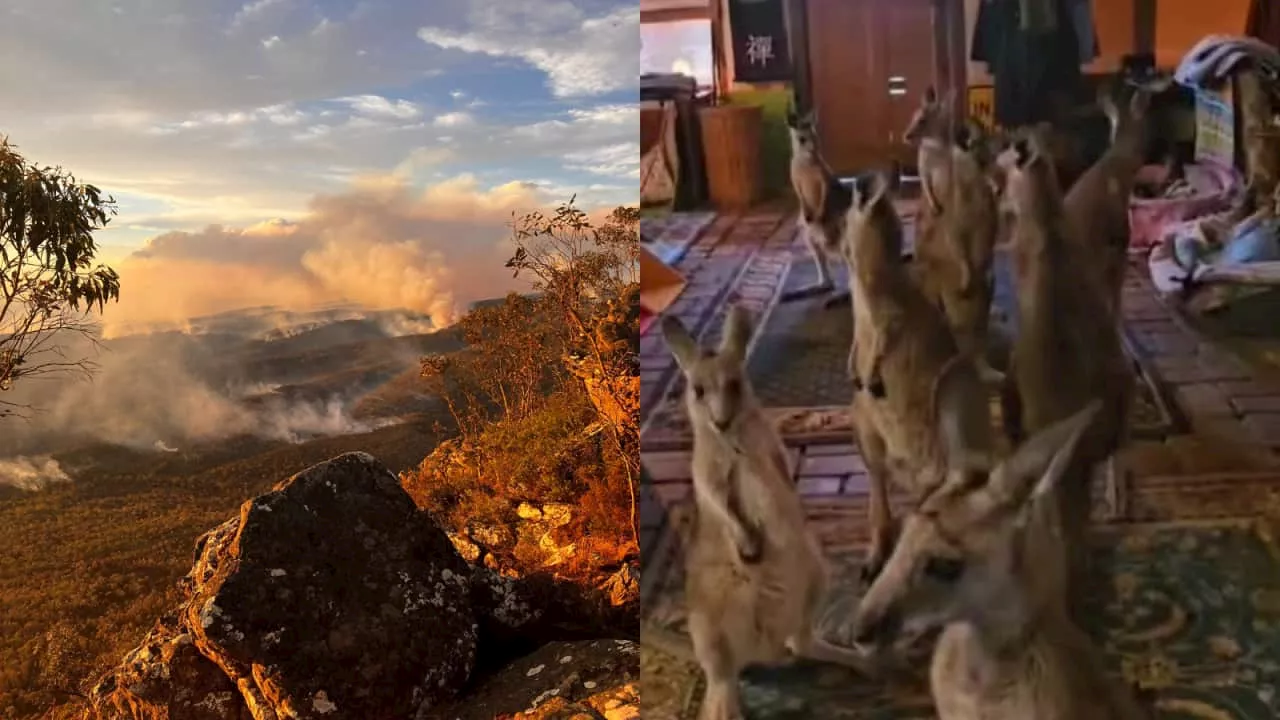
1;0;638;332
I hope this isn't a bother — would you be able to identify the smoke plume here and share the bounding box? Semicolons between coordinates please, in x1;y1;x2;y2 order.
101;174;542;338
0;456;71;491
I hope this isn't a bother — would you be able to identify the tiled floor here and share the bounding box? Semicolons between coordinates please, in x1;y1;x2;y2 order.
639;206;1280;550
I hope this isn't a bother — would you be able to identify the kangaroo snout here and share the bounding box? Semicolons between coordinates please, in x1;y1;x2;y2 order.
850;604;900;652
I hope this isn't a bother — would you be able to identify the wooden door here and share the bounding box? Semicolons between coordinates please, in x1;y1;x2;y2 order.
882;0;940;169
804;0;941;176
805;0;885;176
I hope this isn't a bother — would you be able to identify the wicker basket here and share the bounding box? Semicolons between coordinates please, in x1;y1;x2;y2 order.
698;104;763;210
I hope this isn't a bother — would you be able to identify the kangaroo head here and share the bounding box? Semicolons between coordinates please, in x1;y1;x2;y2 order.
843;171;903;263
1098;76;1171;150
849;381;1102;654
1000;129;1064;224
662;304;759;436
903;86;956;144
786;106;821;157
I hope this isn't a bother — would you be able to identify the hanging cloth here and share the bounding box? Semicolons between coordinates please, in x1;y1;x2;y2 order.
1069;0;1099;64
972;0;1084;128
1020;0;1058;33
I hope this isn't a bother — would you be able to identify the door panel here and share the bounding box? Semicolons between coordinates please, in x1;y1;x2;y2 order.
804;0;940;176
882;0;939;169
805;0;884;176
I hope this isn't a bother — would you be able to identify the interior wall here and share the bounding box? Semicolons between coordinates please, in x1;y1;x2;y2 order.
962;0;1253;82
1155;0;1253;68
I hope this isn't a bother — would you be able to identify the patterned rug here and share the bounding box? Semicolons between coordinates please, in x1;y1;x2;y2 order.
640;251;1189;451
640;212;717;265
640;476;1280;719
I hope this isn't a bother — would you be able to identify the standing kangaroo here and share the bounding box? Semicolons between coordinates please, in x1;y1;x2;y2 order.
1000;133;1135;611
1064;77;1172;317
849;389;1152;720
843;172;995;583
662;306;873;720
903;87;1003;384
785;107;853;306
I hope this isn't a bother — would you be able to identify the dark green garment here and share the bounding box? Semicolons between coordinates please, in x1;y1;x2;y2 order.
1021;0;1058;32
972;0;1084;128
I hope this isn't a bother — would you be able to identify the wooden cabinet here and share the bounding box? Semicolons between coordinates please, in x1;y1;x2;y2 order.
805;0;943;176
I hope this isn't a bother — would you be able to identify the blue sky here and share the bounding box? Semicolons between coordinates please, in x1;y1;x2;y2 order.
0;0;638;331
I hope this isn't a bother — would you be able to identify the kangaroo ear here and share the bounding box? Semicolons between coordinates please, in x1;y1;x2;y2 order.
719;304;756;361
989;399;1101;507
785;103;799;129
923;85;937;105
1097;84;1121;132
1012;137;1034;168
933;356;993;483
1129;85;1158;118
853;172;890;211
661;315;701;371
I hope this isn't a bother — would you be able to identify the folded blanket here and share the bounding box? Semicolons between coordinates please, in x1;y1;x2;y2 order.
1175;34;1280;89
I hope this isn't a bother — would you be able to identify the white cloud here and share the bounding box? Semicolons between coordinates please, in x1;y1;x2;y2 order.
337;94;422;120
0;0;636;248
433;112;472;128
565;142;639;179
230;0;290;30
418;2;638;97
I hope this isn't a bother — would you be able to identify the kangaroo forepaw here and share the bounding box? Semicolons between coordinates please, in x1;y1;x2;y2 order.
737;525;765;565
780;285;831;303
822;290;852;309
859;551;888;588
860;521;898;586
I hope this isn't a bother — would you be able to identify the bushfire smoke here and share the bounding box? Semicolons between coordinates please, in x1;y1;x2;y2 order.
101;174;541;338
0;456;71;491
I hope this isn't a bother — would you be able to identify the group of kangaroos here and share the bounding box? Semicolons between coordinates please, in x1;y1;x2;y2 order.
661;75;1175;720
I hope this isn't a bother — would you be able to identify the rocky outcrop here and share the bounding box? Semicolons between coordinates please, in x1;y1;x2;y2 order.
430;639;639;720
83;452;637;720
82;613;250;720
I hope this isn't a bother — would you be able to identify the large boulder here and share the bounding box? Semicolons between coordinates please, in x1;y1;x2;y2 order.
84;452;636;720
86;452;478;720
182;452;477;718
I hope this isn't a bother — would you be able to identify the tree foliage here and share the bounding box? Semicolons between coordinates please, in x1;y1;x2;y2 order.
405;199;640;578
0;136;120;416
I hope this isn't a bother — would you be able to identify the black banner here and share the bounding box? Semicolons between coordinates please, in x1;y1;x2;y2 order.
727;0;793;83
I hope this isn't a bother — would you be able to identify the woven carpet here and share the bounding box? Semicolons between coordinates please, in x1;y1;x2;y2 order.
640;474;1280;719
641;250;1189;451
640;212;717;265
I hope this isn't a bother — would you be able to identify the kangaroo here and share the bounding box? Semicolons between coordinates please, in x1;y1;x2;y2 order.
1000;133;1135;613
662;306;873;720
785;107;853;306
902;87;1003;384
848;395;1152;720
1064;77;1173;317
843;172;996;583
